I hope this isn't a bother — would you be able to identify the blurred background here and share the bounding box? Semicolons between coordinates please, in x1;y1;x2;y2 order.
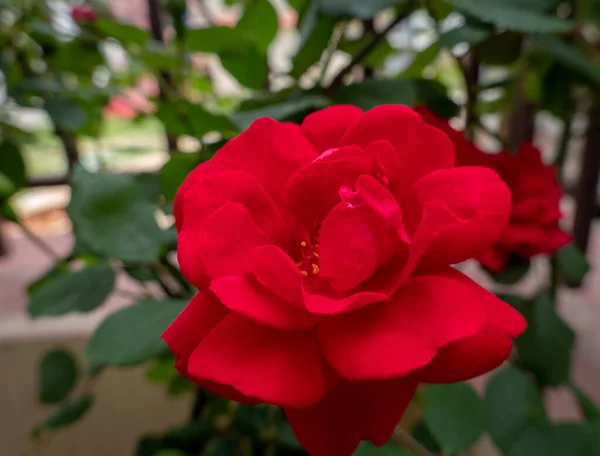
1;0;600;455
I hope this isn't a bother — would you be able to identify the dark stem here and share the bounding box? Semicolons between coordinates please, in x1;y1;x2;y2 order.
571;100;600;282
462;51;480;137
147;0;179;154
326;0;417;95
503;79;535;151
55;128;79;173
554;111;574;178
190;388;208;420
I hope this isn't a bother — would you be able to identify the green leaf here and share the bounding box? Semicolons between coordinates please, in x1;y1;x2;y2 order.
475;31;523;66
439;25;490;48
516;291;575;386
490;259;531;285
570;385;600;422
556;244;590;282
221;47;268;89
95;19;150;45
138;45;181;71
33;395;93;436
509;423;600;456
485;365;547;453
231;94;330;130
68;166;164;263
38;349;79;404
185;27;254;53
336;79;416;110
46;98;88;130
340;37;394;68
448;0;575;33
146;356;178;384
423;383;486;453
28;263;116;318
86;299;186;366
236;1;279;53
156;102;234;137
161;153;200;202
187;103;236;136
353;442;414;455
319;0;400;19
0;141;26;195
168;375;194;396
402;44;440;78
292;14;337;78
413;78;459;118
536;36;600;88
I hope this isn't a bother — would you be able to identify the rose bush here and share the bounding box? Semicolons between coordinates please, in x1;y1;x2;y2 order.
163;104;526;456
417;107;571;273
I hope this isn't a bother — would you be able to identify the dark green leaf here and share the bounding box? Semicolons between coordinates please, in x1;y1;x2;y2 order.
516;291;575;386
135;172;162;204
0;141;26;195
138;46;181;71
540;63;573;117
485;365;547;453
28;263;116;318
504;0;560;10
236;1;279;53
185;27;254;53
353;442;414;455
161;153;200;202
339;37;394;68
168;375;194;396
413;78;459;118
86;299;186;366
38;349;79;404
231;94;330;130
423;383;486;453
402;44;440;78
46;98;88;130
509;423;600;456
221;47;268;89
570;385;600;422
319;0;400;19
187;103;236;136
336;79;417;110
439;25;490;48
556;244;590;282
68;166;164;263
124;265;158;283
411;421;442;452
146;356;178;384
448;0;575;33
475;31;523;66
292;15;337;78
95;19;150;45
33;395;93;436
490;259;531;285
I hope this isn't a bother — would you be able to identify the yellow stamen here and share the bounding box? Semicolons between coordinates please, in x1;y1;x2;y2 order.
301;270;308;277
312;264;320;274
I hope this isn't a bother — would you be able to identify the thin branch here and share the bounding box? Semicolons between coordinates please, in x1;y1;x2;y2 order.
392;427;435;456
326;0;417;94
17;221;61;261
318;21;347;87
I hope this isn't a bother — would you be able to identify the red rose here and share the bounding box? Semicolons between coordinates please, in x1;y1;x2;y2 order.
417;107;571;272
164;105;526;456
71;4;99;23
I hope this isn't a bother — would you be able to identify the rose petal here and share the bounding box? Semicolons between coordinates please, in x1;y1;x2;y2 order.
162;292;229;375
415;268;526;383
250;245;303;306
302;287;389;315
318;273;487;381
210;275;319;330
180;170;287;245
286;379;417;456
178;202;270;285
188;313;336;408
176;118;316;228
340;105;455;186
284;145;369;222
301;105;364;153
404;166;511;269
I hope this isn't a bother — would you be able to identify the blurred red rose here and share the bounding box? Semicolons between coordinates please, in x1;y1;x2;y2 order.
417;107;571;272
71;4;99;23
103;95;136;119
164;105;525;456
